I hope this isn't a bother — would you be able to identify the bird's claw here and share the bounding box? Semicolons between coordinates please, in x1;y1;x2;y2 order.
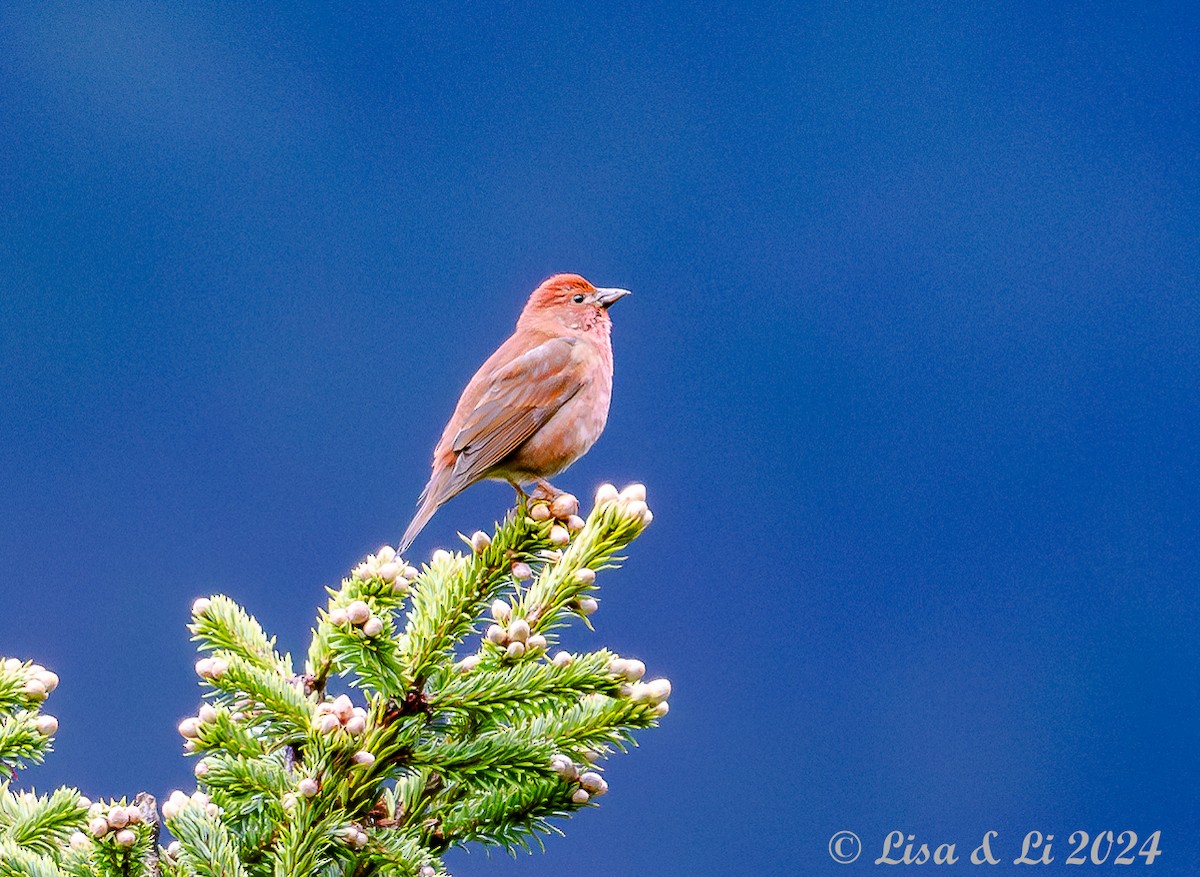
531;480;564;502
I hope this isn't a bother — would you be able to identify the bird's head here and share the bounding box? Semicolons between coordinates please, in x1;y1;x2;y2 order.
518;273;631;336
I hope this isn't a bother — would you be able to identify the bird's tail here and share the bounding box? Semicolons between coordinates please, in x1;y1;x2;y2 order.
399;466;455;555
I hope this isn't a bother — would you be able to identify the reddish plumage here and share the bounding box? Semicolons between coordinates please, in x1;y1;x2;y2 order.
400;274;631;552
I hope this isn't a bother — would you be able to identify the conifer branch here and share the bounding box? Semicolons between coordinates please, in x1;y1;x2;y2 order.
1;482;669;876
0;839;66;877
0;787;87;858
189;597;290;677
164;794;247;877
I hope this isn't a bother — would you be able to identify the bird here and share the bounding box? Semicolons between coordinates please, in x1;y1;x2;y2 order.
399;273;631;553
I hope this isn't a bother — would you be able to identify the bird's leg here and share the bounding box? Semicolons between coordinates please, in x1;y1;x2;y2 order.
507;480;533;517
531;479;564;502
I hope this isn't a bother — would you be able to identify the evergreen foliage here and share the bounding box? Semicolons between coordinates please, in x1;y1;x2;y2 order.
0;484;668;875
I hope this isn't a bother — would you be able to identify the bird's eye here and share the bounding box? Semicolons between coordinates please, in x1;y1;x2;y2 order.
572;294;586;304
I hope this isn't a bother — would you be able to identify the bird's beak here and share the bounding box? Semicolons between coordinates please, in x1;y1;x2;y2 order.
594;287;632;309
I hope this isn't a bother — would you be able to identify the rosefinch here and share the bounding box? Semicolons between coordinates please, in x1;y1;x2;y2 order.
399;274;630;552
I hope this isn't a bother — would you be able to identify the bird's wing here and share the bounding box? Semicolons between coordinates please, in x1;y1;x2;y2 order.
445;336;583;491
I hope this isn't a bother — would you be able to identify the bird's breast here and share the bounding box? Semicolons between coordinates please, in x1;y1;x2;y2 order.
502;341;613;479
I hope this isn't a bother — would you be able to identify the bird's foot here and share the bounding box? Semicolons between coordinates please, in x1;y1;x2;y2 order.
531;479;564;501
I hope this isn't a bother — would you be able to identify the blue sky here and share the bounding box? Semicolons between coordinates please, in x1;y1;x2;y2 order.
1;3;1197;874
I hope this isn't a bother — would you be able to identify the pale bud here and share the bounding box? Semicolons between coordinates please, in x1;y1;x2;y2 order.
529;503;552;522
190;791;210;806
654;701;670;716
511;561;532;580
577;597;598;615
35;714;58;736
79;796;92;809
526;634;547;652
641;509;654;525
126;808;144;825
579;771;608;795
571;788;590;805
644;678;672;702
281;792;297;811
403;565;419;580
623;499;648;521
351;750;376;766
3;658;21;672
333;696;355;720
352;562;371;580
550;754;577;780
506;641;526;659
35;670;59;692
469;531;492;553
342;826;359;843
199;704;218;724
486;624;507;645
89;817;109;838
595;483;619;504
574;567;596;585
377;545;397;565
194;759;209;778
566;514;585;532
167;840;182;857
183;740;196;753
23;679;47;700
69;831;89;849
328;608;349;626
420;867;436;877
316;713;341;735
178;717;201;739
549;525;570;546
490;599;511;622
346;600;371;625
206;803;219;817
620;483;646;502
377;562;400;583
344;715;367;736
114;828;136;848
208;658;228;679
431;549;451;565
551;651;574;667
362;616;384;637
508;618;530;643
392;580;411;595
580;747;601;763
192;597;212;615
106;807;129;828
355;830;369;848
623;659;646;681
456;654;482;673
298;777;319;797
550;493;579;518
